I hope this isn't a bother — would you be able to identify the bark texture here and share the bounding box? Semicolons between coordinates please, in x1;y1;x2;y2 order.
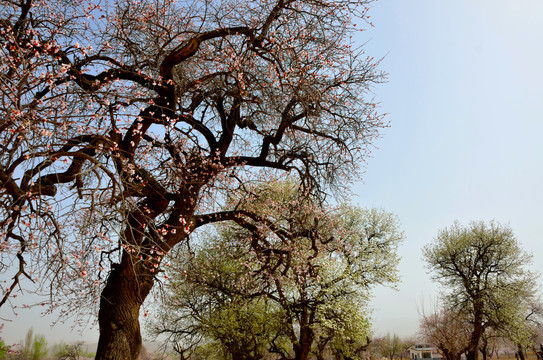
95;259;153;360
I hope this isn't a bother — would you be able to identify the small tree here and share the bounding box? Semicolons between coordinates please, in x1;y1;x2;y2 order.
420;306;471;360
52;341;85;360
423;221;538;360
379;333;403;360
20;328;48;360
0;339;9;360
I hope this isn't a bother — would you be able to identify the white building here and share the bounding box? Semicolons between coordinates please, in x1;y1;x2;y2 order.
409;344;443;360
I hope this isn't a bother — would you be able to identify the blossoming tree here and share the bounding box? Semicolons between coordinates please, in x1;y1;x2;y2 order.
0;0;385;358
153;182;403;360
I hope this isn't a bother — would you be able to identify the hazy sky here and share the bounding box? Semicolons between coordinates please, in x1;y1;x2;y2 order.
3;0;543;347
357;0;543;337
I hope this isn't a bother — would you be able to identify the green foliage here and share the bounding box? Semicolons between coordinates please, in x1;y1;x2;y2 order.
317;298;372;359
381;333;403;360
21;328;48;360
154;181;403;360
52;341;89;360
156;237;285;360
0;339;8;360
423;221;538;359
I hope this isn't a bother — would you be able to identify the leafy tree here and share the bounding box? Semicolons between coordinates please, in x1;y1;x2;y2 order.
315;299;372;360
151;229;283;360
153;182;402;360
0;0;385;358
498;300;543;360
423;221;538;360
0;339;9;360
19;328;48;360
378;333;403;360
52;341;89;360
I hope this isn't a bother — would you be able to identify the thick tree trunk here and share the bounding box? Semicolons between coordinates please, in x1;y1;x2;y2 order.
294;342;312;360
294;320;313;360
467;347;478;360
95;257;154;360
517;344;525;360
467;309;483;360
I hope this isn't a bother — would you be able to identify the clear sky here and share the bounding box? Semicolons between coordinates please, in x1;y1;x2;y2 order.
3;0;543;347
356;0;543;338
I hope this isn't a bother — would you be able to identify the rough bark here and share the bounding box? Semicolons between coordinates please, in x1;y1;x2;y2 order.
95;257;154;360
466;307;483;360
294;309;313;360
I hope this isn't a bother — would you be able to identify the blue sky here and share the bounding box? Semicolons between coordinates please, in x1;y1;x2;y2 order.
3;0;543;346
356;0;543;337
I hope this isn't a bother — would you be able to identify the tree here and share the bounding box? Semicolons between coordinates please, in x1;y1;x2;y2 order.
498;300;543;360
378;333;403;360
525;301;543;360
52;341;90;360
419;305;471;360
18;328;48;360
423;221;538;360
153;182;403;360
153;241;282;360
0;0;385;358
0;339;9;360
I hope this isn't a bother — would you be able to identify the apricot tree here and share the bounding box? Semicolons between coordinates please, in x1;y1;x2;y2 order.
0;0;384;358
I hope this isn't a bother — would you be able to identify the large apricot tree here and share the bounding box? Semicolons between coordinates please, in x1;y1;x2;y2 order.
0;0;384;358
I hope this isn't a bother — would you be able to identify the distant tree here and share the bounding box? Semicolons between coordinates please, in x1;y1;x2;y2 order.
52;341;86;360
423;221;538;360
0;339;8;359
420;306;471;360
378;333;403;360
19;328;47;360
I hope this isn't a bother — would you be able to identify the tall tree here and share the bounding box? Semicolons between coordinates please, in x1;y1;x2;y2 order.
20;328;48;360
0;0;385;358
423;221;537;360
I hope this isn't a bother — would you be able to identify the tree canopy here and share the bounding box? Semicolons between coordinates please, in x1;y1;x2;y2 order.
0;0;385;358
152;182;403;360
423;221;538;360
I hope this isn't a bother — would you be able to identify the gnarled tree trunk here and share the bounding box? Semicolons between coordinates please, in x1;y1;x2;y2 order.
95;257;154;360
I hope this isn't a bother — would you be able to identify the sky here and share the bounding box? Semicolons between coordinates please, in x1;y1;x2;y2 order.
3;0;543;347
356;0;543;338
